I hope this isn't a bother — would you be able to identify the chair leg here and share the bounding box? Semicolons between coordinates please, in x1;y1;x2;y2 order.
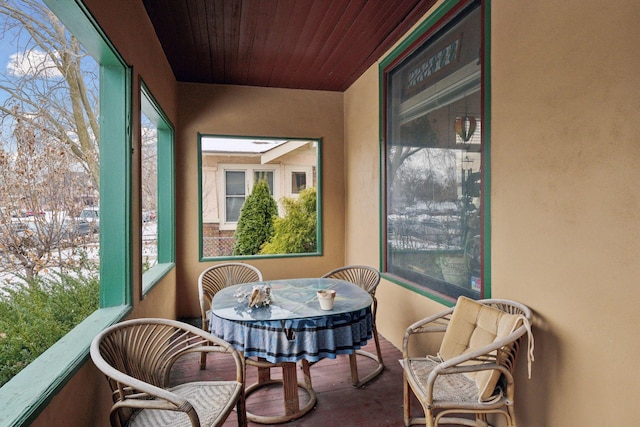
199;351;207;370
349;326;385;387
349;353;359;386
403;373;411;426
236;390;247;427
372;324;384;366
200;320;208;370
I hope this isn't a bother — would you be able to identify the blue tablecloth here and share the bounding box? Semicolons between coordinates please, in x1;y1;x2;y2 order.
209;308;373;363
209;279;374;363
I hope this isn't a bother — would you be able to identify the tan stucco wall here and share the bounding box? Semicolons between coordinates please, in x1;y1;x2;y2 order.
175;83;345;317
344;0;640;426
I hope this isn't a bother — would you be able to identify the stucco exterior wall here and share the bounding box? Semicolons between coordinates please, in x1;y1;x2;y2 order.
344;0;640;425
176;83;345;317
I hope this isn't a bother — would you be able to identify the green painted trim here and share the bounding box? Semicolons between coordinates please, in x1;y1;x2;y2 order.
378;0;487;302
100;63;133;307
140;79;176;287
156;125;175;264
44;0;122;67
142;262;176;295
482;1;492;298
382;273;456;308
198;134;323;261
315;137;324;256
379;0;460;72
197;133;205;260
0;306;131;427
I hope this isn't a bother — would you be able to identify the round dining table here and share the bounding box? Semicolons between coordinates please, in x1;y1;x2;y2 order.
209;277;374;424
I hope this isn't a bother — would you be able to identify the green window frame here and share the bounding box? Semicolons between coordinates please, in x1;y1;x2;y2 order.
0;0;132;425
379;0;490;304
140;80;175;295
198;134;323;260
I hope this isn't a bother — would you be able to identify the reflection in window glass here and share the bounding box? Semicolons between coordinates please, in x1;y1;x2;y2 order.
384;2;483;299
292;172;306;193
254;170;274;194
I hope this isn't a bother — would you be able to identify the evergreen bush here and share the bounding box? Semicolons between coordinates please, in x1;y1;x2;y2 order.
233;179;278;255
261;187;317;254
0;269;99;386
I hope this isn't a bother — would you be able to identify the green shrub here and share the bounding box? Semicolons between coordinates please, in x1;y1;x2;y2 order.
233;179;278;255
261;187;317;254
0;269;99;386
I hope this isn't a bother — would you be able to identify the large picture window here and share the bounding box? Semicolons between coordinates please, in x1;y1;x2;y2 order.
0;0;131;423
382;0;484;300
199;135;321;259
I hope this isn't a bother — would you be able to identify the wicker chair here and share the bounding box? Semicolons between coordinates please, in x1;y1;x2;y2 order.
198;262;263;369
321;265;384;387
402;297;534;427
90;318;246;427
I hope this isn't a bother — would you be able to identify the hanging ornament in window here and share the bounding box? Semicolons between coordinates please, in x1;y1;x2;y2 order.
454;115;477;143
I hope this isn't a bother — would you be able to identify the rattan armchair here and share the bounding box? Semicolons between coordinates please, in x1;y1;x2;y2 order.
198;262;262;369
402;297;534;427
90;318;246;427
322;265;384;387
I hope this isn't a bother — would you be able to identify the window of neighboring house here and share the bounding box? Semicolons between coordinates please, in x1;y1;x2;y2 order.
381;0;486;302
0;0;131;424
140;81;175;294
199;134;321;259
222;166;278;226
291;172;306;193
225;170;246;222
254;170;275;194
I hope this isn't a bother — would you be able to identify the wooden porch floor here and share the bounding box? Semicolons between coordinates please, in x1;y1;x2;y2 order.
171;332;412;427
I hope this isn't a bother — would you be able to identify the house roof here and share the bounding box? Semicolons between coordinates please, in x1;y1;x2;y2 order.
141;0;437;92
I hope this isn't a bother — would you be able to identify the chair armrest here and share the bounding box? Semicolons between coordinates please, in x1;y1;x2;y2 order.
102;367;199;425
423;324;529;403
402;308;454;358
164;322;245;386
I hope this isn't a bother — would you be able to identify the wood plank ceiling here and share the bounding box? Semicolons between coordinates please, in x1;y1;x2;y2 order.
141;0;438;92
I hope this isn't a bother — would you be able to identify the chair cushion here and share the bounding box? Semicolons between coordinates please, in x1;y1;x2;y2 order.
438;296;522;401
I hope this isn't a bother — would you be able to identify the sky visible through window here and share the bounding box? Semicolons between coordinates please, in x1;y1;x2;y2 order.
0;0;101;283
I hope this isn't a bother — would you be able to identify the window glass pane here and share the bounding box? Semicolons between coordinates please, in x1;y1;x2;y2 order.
226;196;245;222
226;171;245;195
254;170;274;194
384;3;483;299
226;171;245;221
0;0;102;385
140;82;174;292
141;111;157;270
200;136;321;258
292;172;306;193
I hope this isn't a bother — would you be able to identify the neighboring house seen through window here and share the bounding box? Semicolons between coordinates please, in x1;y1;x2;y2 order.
199;135;321;259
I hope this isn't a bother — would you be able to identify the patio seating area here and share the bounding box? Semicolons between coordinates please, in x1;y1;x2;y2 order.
170;325;469;427
171;328;404;427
